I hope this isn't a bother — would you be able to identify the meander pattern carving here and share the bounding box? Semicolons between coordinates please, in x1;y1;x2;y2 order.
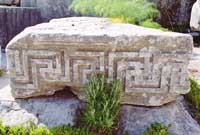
7;47;188;94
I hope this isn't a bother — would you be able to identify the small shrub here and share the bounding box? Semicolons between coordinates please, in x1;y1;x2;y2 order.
70;0;159;24
50;125;92;135
0;121;92;135
30;127;52;135
185;78;200;123
186;78;200;109
141;123;172;135
82;75;123;134
0;121;6;135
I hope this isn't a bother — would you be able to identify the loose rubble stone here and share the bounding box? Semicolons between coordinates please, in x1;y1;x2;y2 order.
120;97;200;135
190;0;200;31
6;17;193;106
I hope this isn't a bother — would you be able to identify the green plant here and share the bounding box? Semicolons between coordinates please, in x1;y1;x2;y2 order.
185;78;200;123
82;75;123;134
50;125;92;135
0;121;6;135
0;121;92;135
186;78;200;109
139;19;170;32
70;0;159;24
29;127;52;135
141;123;172;135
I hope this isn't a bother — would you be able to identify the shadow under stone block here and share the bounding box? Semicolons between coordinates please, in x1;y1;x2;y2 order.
0;6;41;48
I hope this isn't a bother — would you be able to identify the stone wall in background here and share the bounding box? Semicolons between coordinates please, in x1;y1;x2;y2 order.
0;6;41;48
0;0;76;48
21;0;76;22
148;0;196;32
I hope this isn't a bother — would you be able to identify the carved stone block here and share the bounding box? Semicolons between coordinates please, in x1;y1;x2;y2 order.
6;17;193;106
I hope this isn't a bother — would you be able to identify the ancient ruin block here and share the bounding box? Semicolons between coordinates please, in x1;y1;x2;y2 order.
6;17;193;106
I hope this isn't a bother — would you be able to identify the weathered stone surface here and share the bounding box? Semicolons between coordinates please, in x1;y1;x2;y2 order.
6;17;193;106
0;6;41;48
190;0;200;31
21;0;75;22
119;97;200;135
0;0;20;5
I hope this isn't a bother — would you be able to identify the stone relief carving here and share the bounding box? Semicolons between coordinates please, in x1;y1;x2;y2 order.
6;17;193;106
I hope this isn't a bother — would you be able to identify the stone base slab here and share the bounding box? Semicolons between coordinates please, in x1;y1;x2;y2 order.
0;75;200;134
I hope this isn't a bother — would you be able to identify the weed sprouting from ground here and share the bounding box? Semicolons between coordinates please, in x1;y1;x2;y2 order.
82;75;123;135
141;123;172;135
185;78;200;124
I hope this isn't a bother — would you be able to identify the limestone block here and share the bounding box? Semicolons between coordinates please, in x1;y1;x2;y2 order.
0;6;41;48
0;0;20;5
190;0;200;31
21;0;75;22
6;17;193;106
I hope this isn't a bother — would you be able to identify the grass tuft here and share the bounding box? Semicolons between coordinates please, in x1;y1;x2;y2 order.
82;75;123;135
185;78;200;124
186;78;200;109
0;121;91;135
141;123;172;135
139;19;170;31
